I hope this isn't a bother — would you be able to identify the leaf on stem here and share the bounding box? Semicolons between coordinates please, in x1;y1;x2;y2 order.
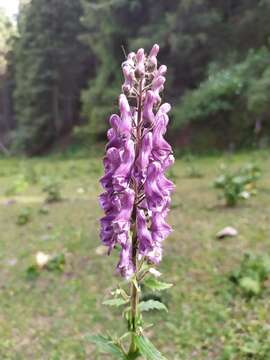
144;277;173;291
134;335;167;360
86;334;127;359
139;300;168;312
103;298;129;307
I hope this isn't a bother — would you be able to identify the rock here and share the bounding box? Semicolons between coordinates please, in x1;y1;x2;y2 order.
216;226;238;239
6;258;17;266
36;251;51;268
46;223;53;230
40;234;51;241
77;187;85;194
2;199;16;206
95;245;108;256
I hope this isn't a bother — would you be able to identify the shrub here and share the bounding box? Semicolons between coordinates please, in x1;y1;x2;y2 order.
42;177;62;203
183;155;203;178
5;174;29;196
23;164;39;184
172;47;270;148
230;253;270;297
17;207;31;225
214;163;261;206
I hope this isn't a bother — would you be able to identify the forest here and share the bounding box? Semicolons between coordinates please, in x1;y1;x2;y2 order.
1;0;270;155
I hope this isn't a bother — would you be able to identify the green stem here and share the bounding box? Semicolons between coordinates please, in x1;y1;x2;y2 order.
128;79;143;358
128;229;139;355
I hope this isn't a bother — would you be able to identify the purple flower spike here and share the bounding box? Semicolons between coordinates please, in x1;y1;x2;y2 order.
99;44;174;277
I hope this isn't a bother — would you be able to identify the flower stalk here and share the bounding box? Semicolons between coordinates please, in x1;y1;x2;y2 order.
128;78;143;356
96;44;175;359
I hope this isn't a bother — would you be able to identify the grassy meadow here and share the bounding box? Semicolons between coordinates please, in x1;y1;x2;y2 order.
0;150;270;359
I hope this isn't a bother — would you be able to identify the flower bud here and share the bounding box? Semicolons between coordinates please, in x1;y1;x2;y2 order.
135;48;145;79
147;44;159;72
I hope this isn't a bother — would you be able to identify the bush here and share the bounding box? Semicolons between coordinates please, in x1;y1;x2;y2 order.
5;174;29;196
17;207;31;225
183;155;203;178
172;47;270;148
41;177;62;203
230;253;270;297
214;163;261;206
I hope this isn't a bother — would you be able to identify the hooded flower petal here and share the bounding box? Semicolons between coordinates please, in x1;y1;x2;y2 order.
144;162;165;211
113;139;135;191
152;76;166;104
117;242;134;278
137;209;153;255
150;212;172;243
135;131;152;178
143;91;156;127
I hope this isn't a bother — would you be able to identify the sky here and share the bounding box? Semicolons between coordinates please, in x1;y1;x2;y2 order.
0;0;19;19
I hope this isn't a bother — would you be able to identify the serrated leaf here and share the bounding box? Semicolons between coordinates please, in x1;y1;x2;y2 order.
86;335;127;359
139;300;168;312
144;277;173;291
134;335;167;360
103;298;128;307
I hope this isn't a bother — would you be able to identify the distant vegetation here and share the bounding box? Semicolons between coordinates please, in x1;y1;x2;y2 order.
1;1;270;154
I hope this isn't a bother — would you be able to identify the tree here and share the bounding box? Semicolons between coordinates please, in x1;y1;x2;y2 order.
14;0;89;154
80;0;270;149
0;9;16;139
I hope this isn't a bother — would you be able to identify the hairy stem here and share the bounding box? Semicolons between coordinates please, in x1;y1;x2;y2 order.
128;228;139;355
128;79;143;357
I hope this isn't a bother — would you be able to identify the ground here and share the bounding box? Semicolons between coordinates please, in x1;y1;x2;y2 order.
0;150;270;360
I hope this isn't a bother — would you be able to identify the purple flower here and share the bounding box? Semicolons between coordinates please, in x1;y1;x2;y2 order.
99;44;174;277
136;209;153;256
113;139;135;191
143;91;156;127
135;132;152;180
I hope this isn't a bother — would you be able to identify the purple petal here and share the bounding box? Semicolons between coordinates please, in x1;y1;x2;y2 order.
137;209;153;255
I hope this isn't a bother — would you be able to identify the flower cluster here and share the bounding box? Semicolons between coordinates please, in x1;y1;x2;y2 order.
100;44;174;278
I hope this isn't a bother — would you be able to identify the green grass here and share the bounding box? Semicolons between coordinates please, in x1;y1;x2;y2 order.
0;150;270;359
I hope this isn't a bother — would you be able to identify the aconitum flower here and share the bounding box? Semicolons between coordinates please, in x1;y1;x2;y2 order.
99;44;174;278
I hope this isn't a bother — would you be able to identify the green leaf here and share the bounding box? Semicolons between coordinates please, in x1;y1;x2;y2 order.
26;265;40;280
134;335;167;360
239;277;261;296
86;334;127;359
144;277;173;291
139;300;168;312
103;298;128;307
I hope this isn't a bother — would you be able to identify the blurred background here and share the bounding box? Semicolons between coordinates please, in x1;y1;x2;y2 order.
1;1;270;359
1;0;270;155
